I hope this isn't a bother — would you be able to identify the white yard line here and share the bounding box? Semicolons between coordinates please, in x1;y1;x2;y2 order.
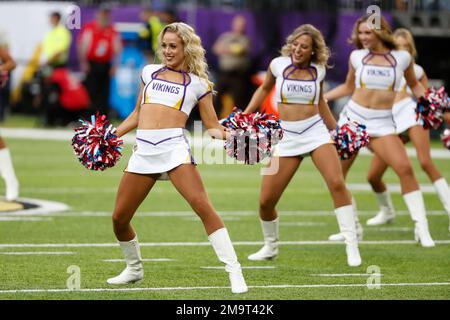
280;222;326;226
0;240;449;249
311;274;383;277
102;258;176;262
0;282;449;294
2;210;447;218
12;184;448;195
201;266;276;270
2;128;449;158
0;217;53;221
0;251;75;255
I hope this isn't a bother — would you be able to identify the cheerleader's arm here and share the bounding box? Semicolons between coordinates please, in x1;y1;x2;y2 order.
405;61;426;99
318;82;337;131
243;66;275;114
198;92;228;140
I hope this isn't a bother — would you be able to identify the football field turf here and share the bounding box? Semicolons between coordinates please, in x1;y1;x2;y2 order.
0;135;449;300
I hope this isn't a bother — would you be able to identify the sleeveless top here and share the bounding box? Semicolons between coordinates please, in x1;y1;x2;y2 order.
350;49;411;92
270;56;325;105
140;64;212;116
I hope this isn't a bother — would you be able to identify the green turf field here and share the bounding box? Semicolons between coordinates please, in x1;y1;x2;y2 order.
0;132;449;300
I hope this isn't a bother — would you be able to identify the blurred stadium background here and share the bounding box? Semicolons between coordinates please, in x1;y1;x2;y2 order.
0;0;449;300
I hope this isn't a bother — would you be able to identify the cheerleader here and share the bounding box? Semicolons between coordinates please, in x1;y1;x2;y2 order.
244;24;361;267
365;28;450;230
325;16;435;247
106;23;247;293
0;47;19;201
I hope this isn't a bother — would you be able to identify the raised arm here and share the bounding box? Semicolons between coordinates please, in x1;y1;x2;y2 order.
243;66;275;114
198;93;228;140
116;83;143;137
324;59;355;102
318;81;337;130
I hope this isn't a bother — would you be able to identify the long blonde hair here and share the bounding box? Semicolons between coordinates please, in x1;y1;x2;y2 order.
280;24;331;67
349;15;396;50
394;28;417;58
157;22;213;88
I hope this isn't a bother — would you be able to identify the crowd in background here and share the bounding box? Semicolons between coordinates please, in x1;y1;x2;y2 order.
0;1;449;128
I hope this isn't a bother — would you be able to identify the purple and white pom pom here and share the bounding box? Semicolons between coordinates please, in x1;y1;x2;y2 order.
72;113;123;171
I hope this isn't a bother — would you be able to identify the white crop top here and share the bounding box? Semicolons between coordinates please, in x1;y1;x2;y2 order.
399;63;424;94
140;64;212;116
270;56;326;105
351;49;412;92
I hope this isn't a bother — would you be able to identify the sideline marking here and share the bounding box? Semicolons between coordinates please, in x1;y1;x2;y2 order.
0;240;449;248
0;282;449;294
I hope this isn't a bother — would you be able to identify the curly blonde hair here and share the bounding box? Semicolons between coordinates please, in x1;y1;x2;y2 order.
349;15;396;50
280;24;331;67
394;28;417;59
157;22;213;88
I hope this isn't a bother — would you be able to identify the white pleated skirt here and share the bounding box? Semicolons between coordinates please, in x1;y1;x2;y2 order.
274;114;332;157
392;97;420;134
125;128;195;180
338;100;395;137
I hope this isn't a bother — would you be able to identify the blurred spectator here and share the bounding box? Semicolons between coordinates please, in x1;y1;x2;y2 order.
395;0;408;10
138;6;165;62
77;5;122;118
212;15;252;117
160;8;178;24
42;11;72;69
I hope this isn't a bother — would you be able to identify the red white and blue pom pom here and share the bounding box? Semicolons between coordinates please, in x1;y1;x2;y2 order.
416;86;449;130
72;113;123;171
441;128;450;150
222;107;283;164
332;120;370;160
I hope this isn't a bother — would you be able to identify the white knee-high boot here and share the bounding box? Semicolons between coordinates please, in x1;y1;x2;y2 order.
107;236;144;284
208;228;248;294
433;178;450;230
334;205;362;267
366;190;396;225
329;197;363;241
0;148;19;201
403;191;435;247
248;218;279;261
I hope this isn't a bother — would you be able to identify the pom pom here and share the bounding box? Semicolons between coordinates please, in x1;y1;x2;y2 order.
222;107;283;164
441;128;450;150
72;113;123;171
416;86;449;130
332;120;370;160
